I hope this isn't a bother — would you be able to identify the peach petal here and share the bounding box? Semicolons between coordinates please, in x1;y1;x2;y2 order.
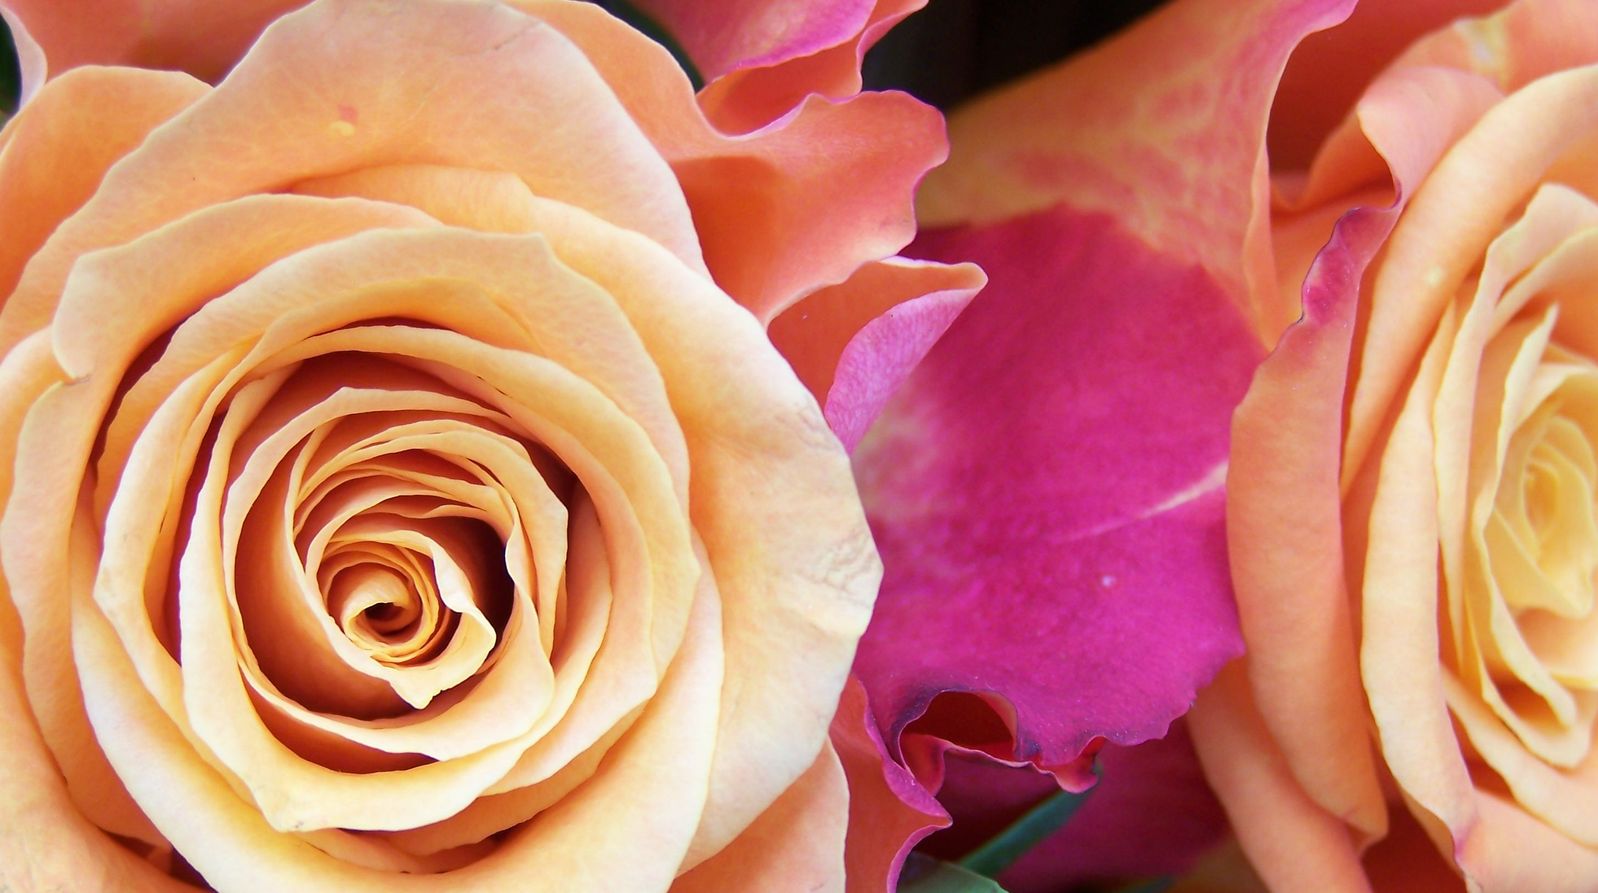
507;1;945;318
672;742;848;891
1359;302;1479;860
0;65;205;301
73;532;724;892
768;257;984;451
1445;675;1598;849
1438;184;1598;592
1218;60;1511;858
1345;65;1598;481
66;225;690;828
0;0;706;353
1460;789;1598;892
467;199;878;861
218;388;558;725
262;330;680;798
1381;0;1598;97
0;0;307;95
0;332;174;846
669;92;944;321
1188;662;1373;893
375;506;634;855
170;322;684;831
1268;0;1509;168
0;587;188;892
916;0;1354;339
90;223;676;522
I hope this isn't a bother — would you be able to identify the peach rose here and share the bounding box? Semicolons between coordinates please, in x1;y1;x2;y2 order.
1188;0;1598;890
0;0;983;890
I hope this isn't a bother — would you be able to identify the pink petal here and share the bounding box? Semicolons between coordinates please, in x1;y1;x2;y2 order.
853;205;1260;766
852;0;1357;827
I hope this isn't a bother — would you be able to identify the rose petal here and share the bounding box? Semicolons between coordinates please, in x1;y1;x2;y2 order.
516;1;947;320
0;0;706;352
829;676;949;892
914;0;1355;340
1269;0;1509;168
0;593;190;891
693;0;929;135
856;202;1258;769
628;0;874;82
478;201;879;864
71;532;725;892
1221;61;1508;856
0;65;206;300
672;742;849;893
1188;664;1373;893
767;257;985;451
0;0;306;97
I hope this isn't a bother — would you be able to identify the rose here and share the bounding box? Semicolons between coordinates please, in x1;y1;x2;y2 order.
1175;0;1598;889
820;0;1598;886
0;0;986;889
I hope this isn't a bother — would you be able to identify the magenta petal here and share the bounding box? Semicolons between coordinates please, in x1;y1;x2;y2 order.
853;205;1261;765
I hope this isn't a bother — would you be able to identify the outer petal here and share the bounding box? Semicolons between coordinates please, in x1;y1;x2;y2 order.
1189;663;1372;893
1269;0;1510;167
0;0;706;351
1212;12;1598;886
0;65;207;300
630;0;872;82
856;203;1258;767
518;1;947;322
1220;62;1507;859
0;0;307;98
671;742;848;893
829;676;949;893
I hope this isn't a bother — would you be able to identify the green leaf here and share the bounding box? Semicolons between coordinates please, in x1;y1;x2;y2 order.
899;853;1009;893
590;0;704;90
957;763;1101;878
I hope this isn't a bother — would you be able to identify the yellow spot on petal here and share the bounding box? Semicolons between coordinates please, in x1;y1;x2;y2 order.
328;120;357;138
